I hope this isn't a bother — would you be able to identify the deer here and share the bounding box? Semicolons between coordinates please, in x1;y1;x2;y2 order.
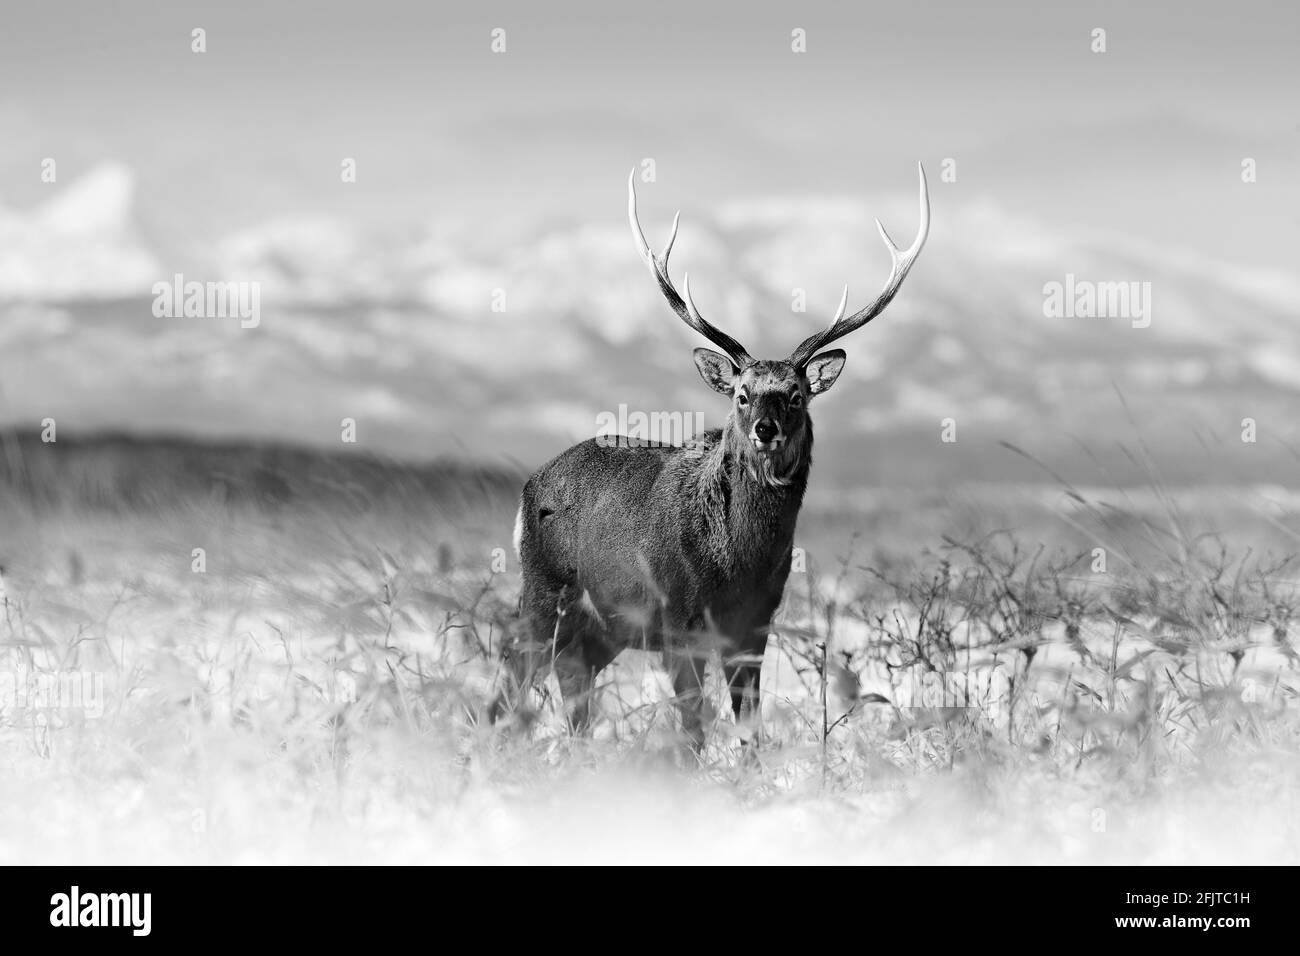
501;164;930;749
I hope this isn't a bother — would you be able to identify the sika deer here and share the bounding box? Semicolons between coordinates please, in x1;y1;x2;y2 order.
503;165;930;747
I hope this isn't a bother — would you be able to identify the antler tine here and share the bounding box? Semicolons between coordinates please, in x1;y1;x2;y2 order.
789;163;930;368
682;273;708;327
830;284;849;324
627;170;753;368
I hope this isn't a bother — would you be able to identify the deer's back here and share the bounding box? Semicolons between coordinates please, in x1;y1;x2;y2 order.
518;433;723;612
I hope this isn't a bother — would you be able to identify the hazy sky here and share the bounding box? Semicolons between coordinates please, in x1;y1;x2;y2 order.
1;0;1296;266
2;0;1299;484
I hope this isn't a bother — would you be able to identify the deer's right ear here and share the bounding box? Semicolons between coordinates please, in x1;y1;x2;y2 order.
693;348;738;395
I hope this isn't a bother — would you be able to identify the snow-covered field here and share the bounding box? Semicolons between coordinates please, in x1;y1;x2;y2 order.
3;466;1298;867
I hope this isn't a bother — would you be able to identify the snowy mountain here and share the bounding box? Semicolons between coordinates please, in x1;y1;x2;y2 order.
0;164;161;300
2;163;1298;488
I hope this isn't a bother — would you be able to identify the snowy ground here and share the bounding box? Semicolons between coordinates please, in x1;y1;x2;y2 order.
2;492;1298;865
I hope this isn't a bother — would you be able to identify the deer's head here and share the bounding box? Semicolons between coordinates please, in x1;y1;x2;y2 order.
627;165;930;480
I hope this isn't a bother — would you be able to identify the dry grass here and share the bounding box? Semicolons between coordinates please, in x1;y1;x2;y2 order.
1;438;1298;864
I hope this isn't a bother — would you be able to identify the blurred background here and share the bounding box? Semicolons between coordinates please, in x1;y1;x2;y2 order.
1;0;1297;491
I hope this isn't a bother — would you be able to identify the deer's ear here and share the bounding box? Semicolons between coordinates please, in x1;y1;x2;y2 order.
693;348;738;395
804;349;846;395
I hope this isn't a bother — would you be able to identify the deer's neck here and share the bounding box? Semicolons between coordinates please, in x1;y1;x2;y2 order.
708;423;811;560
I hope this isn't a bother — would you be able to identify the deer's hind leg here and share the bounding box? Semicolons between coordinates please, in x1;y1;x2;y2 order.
495;571;563;722
506;576;615;732
551;598;616;733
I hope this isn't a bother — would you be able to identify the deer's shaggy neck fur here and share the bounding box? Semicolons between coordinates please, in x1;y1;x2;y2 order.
689;416;812;574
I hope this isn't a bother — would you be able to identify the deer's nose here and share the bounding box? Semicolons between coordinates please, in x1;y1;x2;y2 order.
754;419;778;442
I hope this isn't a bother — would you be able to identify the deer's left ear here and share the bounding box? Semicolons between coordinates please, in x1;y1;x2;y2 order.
693;348;738;395
804;349;846;395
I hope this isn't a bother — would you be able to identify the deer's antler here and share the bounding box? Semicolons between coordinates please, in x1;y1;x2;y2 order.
628;170;754;369
788;163;930;368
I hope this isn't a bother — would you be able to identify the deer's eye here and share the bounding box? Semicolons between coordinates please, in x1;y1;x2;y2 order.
790;392;804;408
737;392;749;406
